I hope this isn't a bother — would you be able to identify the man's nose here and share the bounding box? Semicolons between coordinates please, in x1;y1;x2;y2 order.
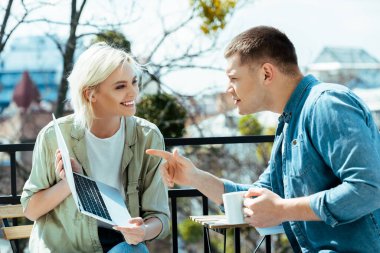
225;85;234;94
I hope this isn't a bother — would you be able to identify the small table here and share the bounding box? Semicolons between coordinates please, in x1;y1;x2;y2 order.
190;215;271;253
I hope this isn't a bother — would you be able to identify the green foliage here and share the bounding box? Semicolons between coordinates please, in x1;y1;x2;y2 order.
238;115;263;135
256;126;275;164
190;0;237;34
91;30;131;52
178;219;203;243
276;234;293;253
136;93;187;138
209;228;236;252
238;115;275;164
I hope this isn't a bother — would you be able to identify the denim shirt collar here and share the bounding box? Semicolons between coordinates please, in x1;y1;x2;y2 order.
279;74;319;124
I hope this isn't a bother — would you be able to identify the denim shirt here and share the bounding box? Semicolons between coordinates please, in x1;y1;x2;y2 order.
223;75;380;252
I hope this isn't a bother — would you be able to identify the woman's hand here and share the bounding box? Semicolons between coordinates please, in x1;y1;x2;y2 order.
55;149;83;180
113;217;147;245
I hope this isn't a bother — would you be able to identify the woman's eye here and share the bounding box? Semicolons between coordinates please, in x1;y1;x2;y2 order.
116;85;125;90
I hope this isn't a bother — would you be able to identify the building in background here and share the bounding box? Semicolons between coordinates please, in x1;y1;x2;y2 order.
306;47;380;127
0;36;63;112
306;47;380;89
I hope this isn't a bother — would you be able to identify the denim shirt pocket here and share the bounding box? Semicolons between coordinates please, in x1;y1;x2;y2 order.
289;133;310;177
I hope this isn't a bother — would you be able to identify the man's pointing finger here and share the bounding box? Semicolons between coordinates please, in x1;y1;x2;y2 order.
146;149;173;160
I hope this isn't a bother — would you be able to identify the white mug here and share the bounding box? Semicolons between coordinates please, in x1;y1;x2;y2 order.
222;191;246;224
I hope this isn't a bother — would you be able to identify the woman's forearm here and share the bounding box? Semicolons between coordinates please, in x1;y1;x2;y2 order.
143;217;163;241
24;179;71;221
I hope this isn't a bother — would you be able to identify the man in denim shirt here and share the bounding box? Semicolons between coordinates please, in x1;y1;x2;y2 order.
147;26;380;252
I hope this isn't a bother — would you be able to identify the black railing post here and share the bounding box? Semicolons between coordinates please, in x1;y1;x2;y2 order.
10;151;17;199
266;235;271;253
9;151;20;252
171;197;178;253
202;195;209;253
202;195;208;215
234;228;241;253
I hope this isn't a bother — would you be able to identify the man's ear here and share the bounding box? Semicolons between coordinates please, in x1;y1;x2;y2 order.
262;63;274;82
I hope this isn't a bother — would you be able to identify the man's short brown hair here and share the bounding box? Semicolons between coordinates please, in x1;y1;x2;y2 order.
224;26;299;75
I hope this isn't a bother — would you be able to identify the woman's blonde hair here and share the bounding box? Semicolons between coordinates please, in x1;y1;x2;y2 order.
67;42;141;129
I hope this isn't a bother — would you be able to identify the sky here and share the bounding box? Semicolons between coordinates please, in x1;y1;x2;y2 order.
5;0;380;96
163;0;380;95
231;0;380;67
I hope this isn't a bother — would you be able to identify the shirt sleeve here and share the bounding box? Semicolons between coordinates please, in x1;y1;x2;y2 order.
308;90;380;227
222;165;272;193
140;130;170;240
21;127;56;211
220;164;272;212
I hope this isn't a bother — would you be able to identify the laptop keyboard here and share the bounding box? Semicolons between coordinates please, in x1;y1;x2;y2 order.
73;173;112;221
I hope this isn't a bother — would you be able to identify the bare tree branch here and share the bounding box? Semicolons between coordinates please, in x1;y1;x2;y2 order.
159;65;224;77
0;0;46;54
45;33;64;56
145;11;195;63
77;0;86;18
76;31;99;39
0;0;15;53
23;18;69;26
0;0;36;54
55;0;88;117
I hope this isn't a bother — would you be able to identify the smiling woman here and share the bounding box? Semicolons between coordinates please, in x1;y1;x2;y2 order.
86;64;139;136
20;42;170;253
67;42;142;131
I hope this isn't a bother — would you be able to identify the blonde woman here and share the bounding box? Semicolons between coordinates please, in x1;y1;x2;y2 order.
21;42;169;252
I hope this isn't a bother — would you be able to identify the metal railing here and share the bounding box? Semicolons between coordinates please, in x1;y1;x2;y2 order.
0;135;275;253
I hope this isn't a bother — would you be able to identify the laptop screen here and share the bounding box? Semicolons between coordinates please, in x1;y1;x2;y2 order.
52;114;79;208
52;114;130;226
73;173;112;221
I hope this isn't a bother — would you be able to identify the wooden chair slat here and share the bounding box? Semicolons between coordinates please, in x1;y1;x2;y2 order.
0;204;24;219
2;225;33;240
0;204;32;252
190;215;250;229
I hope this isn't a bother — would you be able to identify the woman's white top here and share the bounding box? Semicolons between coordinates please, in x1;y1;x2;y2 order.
85;118;126;200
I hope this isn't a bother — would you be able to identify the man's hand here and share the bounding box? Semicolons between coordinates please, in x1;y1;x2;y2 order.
146;148;198;187
243;188;285;228
243;188;320;227
55;149;83;180
113;218;146;245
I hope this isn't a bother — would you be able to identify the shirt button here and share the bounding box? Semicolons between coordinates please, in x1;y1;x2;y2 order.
292;140;297;145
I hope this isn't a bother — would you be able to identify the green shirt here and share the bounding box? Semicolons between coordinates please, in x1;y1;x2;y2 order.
21;114;170;253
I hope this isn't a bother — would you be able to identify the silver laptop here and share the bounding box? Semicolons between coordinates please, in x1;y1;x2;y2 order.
52;114;132;227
